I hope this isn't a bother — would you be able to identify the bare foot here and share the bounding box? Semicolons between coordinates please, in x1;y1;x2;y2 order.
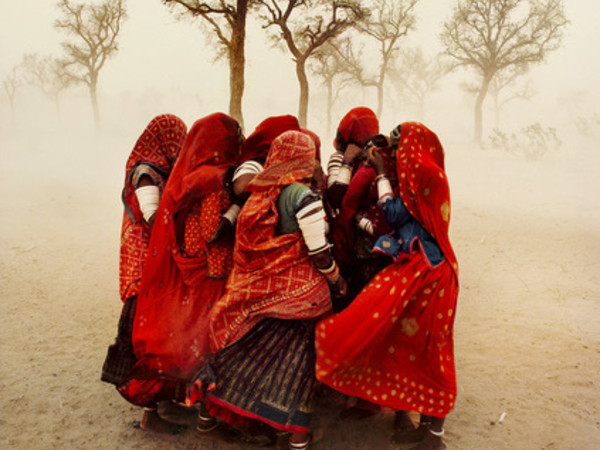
410;431;446;450
157;400;198;426
140;409;185;434
392;411;425;444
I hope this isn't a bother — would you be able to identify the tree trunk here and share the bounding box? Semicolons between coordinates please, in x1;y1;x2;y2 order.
296;58;309;128
229;0;247;130
326;79;333;136
493;92;500;130
89;76;100;132
474;75;491;145
376;82;384;118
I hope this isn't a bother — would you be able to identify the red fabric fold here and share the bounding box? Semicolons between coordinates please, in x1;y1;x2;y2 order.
238;115;300;163
209;130;331;351
118;113;242;405
316;122;459;418
119;114;187;301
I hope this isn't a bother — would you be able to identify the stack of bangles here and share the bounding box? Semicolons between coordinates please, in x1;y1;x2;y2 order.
318;260;341;284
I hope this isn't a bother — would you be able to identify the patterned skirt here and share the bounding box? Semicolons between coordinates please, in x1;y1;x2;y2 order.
193;318;317;434
101;297;137;385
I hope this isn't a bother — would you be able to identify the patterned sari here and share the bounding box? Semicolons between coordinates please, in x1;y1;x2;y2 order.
316;122;459;418
119;114;187;302
117;113;242;407
188;131;331;433
102;114;186;386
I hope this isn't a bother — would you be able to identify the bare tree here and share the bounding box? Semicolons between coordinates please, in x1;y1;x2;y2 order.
22;53;72;124
488;66;534;129
441;0;567;144
163;0;251;129
329;0;417;118
309;42;353;133
3;65;22;126
54;0;127;131
390;48;450;120
255;0;366;127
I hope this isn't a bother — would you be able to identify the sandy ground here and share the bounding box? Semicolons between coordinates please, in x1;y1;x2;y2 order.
1;129;599;450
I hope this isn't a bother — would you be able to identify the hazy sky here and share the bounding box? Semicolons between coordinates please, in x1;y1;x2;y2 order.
1;0;599;139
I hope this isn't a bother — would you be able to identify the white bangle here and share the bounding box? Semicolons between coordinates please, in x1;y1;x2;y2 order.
337;164;352;185
376;176;393;199
222;203;241;224
135;185;159;222
429;428;445;437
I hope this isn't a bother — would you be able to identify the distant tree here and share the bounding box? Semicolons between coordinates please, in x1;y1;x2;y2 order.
441;0;567;144
488;66;534;129
330;0;418;118
310;42;353;133
22;53;72;124
255;0;366;127
3;65;22;126
390;48;450;120
163;0;252;129
54;0;127;131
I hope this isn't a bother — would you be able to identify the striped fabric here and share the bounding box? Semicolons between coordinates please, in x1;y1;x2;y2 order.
192;318;317;434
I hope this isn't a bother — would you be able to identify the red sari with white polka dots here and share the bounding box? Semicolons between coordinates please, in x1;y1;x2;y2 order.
315;122;459;418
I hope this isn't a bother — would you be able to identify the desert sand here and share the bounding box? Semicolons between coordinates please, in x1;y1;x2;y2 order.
1;125;599;450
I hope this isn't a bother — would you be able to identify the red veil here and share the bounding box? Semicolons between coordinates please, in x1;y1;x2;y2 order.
209;130;331;352
119;114;187;301
333;106;379;150
238;115;300;163
316;122;459;418
118;113;242;406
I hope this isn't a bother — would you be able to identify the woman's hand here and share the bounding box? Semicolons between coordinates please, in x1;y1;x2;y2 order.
365;147;386;175
343;143;363;164
330;276;348;298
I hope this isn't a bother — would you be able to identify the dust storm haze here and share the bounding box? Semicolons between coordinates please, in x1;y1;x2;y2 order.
1;1;599;449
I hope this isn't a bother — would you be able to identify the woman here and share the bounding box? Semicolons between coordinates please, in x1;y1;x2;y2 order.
211;115;301;242
316;123;459;450
101;114;187;398
116;112;243;432
330;133;395;311
188;130;347;449
326;106;379;211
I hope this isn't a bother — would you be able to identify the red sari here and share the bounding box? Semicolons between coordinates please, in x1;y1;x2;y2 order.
209;130;331;352
117;113;242;406
119;114;187;301
334;106;379;150
316;122;459;418
238;115;300;163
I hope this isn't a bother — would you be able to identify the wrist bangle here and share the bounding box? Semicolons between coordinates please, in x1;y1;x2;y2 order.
375;173;387;181
318;261;340;283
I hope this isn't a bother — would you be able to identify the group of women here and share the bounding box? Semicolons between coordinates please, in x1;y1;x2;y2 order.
101;107;459;450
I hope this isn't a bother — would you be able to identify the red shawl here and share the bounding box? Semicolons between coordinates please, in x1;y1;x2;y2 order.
238;115;300;163
333;106;379;150
316;122;459;418
119;114;187;301
209;130;332;351
119;113;242;405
